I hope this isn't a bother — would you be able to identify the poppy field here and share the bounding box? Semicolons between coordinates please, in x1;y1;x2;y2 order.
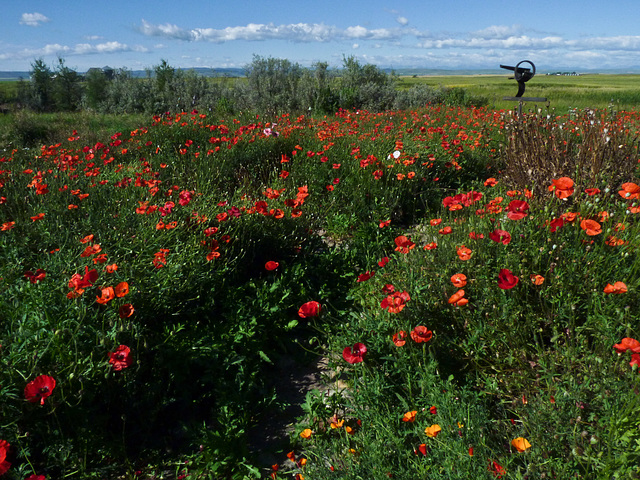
1;105;640;479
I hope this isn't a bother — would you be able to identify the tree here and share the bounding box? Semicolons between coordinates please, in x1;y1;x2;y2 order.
52;58;82;111
84;68;109;110
29;58;53;111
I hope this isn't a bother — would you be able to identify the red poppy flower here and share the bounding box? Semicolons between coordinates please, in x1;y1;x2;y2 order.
456;245;472;260
497;269;519;289
0;439;10;475
488;459;506;478
604;281;627;294
451;273;467;287
114;282;129;298
392;331;407;347
619;182;640;200
506;200;529;220
430;218;442;226
549;177;574;199
415;443;427;456
354;269;376;283
378;256;389;267
439;226;453;235
265;261;279;271
630;354;640;368
381;290;411;313
549;218;565;233
24;375;56;405
585;188;600;196
343;342;367;364
68;266;98;290
394;235;415;254
530;274;545;285
118;303;135;319
410;326;433;343
489;229;511;245
580;219;602;236
613;337;640;354
298;301;321;318
24;269;46;284
424;241;438;251
484;177;498;187
429;405;437;415
109;345;133;371
448;289;467;306
96;286;115;304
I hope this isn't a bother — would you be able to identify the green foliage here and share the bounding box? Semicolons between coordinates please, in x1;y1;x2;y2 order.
1;106;639;479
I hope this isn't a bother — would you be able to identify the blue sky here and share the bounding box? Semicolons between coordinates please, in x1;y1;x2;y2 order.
3;0;640;72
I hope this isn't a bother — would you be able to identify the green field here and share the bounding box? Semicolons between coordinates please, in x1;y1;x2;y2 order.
398;73;640;112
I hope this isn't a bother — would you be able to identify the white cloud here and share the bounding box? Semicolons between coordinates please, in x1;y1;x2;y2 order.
2;42;148;61
20;12;51;27
396;16;409;26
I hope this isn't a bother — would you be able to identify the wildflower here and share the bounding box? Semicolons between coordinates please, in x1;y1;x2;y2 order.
0;439;11;475
402;411;417;423
392;331;407;347
96;286;115;304
439;226;453;235
511;437;532;452
299;429;312;439
619;182;640;200
24;269;46;284
614;337;640;354
630;354;640;368
456;245;472;260
549;218;565;233
265;261;279;271
109;345;133;371
24;375;56;405
343;342;367;364
118;303;135;319
430;218;442;226
497;269;519;290
448;289;467;306
381;290;411;313
580;219;602;236
1;222;16;231
330;418;344;429
484;177;498;187
549;177;574;199
451;273;467;287
410;326;433;343
378;256;389;267
489;229;511;245
415;444;428;456
429;405;437;414
153;249;170;268
604;282;627;294
425;424;441;437
298;301;321;318
530;274;545;285
585;188;600;196
424;241;438;251
357;271;375;282
114;281;129;297
506;200;529;220
80;244;102;257
106;264;118;273
488;459;505;478
394;235;415;254
31;213;45;221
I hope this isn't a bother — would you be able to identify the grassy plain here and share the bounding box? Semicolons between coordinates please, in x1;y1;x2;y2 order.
398;73;640;112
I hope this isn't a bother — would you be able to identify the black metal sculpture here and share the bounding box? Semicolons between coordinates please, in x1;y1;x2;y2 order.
500;60;536;97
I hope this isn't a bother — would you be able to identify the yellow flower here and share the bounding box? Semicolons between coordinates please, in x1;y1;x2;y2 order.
511;437;532;452
425;424;441;438
330;419;344;429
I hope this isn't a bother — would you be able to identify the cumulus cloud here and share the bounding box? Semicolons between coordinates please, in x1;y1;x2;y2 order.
138;19;402;43
396;16;409;26
2;42;148;61
20;12;51;27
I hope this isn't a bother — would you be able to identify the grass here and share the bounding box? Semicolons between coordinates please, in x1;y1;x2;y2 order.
1;106;639;479
398;74;640;112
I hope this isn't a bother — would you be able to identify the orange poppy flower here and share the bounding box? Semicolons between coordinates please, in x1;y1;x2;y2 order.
1;221;16;231
580;219;602;236
299;429;312;439
619;182;640;200
484;177;498;187
96;286;115;304
115;282;129;298
530;274;545;285
392;331;407;347
451;273;467;287
424;241;437;250
430;218;442;226
604;281;627;294
106;264;118;273
410;326;433;343
425;424;441;438
613;337;640;354
448;289;466;304
456;246;472;261
511;437;532;452
549;177;574;199
402;411;417;423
